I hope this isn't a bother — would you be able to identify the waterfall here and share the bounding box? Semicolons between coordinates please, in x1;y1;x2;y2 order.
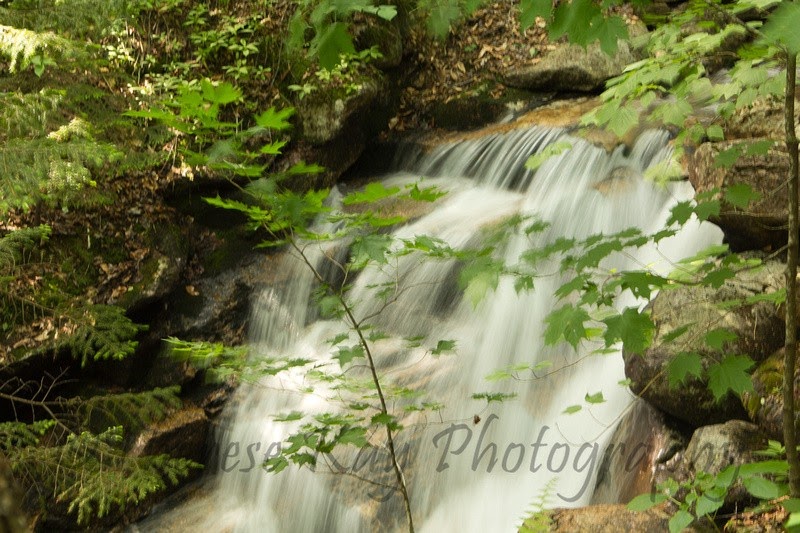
139;119;722;532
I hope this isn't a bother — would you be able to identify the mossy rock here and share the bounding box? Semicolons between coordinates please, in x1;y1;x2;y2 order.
115;224;190;313
742;347;800;442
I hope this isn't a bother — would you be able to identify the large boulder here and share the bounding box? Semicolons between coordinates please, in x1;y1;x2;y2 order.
687;139;790;251
624;259;786;427
722;96;800;141
523;504;670;532
297;76;388;145
503;40;639;92
680;420;767;507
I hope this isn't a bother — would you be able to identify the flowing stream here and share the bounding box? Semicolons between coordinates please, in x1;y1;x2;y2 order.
141;114;722;532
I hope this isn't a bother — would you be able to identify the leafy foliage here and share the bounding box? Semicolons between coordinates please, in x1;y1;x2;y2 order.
9;426;199;525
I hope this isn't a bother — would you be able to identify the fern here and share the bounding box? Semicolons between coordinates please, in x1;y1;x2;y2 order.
8;425;200;525
75;386;182;434
60;304;146;367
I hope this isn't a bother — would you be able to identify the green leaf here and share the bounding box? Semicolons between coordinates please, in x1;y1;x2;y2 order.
783;499;800;513
202;80;242;104
460;256;501;308
667;352;703;388
704;328;738;351
585;391;605;404
563;404;582;414
472;392;517;403
602;308;654;355
519;0;551;30
525;141;573;171
628;492;668;511
762;1;800;54
351;233;393;266
706;124;724;141
694;199;720;221
316;22;355;70
743;475;783;499
408;183;446;202
274;411;303;422
787;512;800;532
695;492;724;517
427;0;460;37
702;267;735;289
707;355;754;401
545;304;591;349
591;15;628;56
549;0;600;44
334;344;365;367
619;271;668;299
432;339;457;356
256;107;295;131
343;182;401;205
724;183;762;209
668;201;694;226
265;456;289;473
337;426;368;447
669;510;695;533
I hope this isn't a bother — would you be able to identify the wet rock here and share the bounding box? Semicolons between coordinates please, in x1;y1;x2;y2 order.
130;406;209;465
592;398;687;505
504;40;638;92
687;139;790;251
624;259;786;427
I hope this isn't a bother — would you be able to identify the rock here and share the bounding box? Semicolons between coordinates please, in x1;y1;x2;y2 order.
0;453;27;533
681;420;767;507
296;76;388;145
525;504;670;532
684;420;765;475
130;406;209;465
592;399;687;505
504;40;639;92
113;223;190;314
624;259;786;427
742;347;800;442
687;139;790;251
353;20;404;70
722;96;799;141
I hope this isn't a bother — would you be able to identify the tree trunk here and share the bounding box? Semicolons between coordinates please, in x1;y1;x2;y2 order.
783;50;800;497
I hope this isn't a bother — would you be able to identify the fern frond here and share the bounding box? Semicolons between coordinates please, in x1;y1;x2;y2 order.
0;225;51;271
60;305;145;367
75;386;182;434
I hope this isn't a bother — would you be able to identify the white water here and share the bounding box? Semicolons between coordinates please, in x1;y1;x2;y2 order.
140;121;722;532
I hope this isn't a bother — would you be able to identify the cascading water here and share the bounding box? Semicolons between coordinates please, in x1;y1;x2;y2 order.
140;115;722;532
